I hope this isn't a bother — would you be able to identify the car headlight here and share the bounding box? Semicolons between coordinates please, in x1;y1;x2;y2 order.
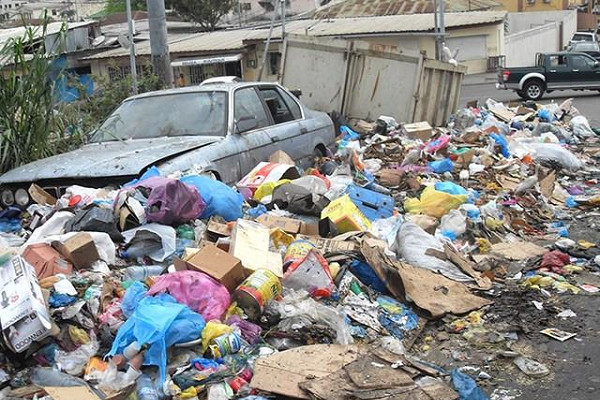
1;189;14;206
15;188;29;206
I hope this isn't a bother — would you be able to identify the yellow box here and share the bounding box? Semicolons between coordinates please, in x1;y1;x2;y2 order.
321;195;372;233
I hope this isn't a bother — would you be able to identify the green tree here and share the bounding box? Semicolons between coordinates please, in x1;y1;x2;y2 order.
170;0;236;31
104;0;147;15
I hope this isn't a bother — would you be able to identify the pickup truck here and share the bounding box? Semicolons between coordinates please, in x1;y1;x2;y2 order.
496;52;600;100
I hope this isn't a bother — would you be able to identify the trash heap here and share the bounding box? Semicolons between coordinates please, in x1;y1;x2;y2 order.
0;97;598;400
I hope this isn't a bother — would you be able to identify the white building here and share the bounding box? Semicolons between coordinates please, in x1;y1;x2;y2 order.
0;0;28;21
224;0;331;25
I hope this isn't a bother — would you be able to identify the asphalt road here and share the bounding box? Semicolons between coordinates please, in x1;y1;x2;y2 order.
459;83;600;128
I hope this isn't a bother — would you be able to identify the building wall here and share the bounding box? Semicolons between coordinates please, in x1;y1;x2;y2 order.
496;0;569;12
507;10;577;48
505;22;559;66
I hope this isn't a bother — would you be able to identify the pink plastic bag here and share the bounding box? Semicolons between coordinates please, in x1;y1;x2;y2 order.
425;135;451;154
147;271;230;321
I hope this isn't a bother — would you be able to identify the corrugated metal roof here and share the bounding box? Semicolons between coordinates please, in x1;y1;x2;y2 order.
0;21;94;47
313;0;503;19
84;11;506;60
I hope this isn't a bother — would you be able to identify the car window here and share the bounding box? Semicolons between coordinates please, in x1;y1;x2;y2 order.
549;55;567;67
277;88;302;120
91;91;227;142
234;87;270;133
573;34;594;42
257;87;295;125
571;55;595;69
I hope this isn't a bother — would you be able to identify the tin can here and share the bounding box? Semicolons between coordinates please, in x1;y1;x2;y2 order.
233;269;282;321
206;332;242;359
283;240;316;266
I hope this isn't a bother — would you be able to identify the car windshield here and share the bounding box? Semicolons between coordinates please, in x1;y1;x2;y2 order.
573;43;600;51
572;34;594;42
91;91;227;142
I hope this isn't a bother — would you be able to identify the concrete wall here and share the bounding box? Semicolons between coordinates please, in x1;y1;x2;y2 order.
505;23;559;66
507;9;577;48
496;0;569;13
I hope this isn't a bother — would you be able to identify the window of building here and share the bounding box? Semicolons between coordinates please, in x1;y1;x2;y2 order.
268;52;281;76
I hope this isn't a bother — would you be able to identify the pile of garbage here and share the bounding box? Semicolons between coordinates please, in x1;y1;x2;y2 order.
0;97;598;400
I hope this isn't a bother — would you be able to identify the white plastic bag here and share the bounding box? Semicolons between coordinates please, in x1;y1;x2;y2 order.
437;209;467;240
122;223;176;262
526;142;584;171
570;115;595;138
394;222;472;282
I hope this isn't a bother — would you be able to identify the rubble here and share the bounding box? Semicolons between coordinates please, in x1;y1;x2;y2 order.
0;96;598;400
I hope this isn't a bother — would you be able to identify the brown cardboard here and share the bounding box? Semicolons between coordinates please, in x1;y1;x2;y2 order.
230;220;283;277
53;233;100;270
269;150;295;165
174;244;245;291
404;121;433;141
23;243;73;280
256;214;319;236
28;184;56;206
207;218;232;242
43;386;101;400
296;234;357;254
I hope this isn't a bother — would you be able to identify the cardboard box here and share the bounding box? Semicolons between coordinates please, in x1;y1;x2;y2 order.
404;121;433;141
0;256;52;352
174;244;245;291
296;235;357;254
237;162;300;195
320;195;372;234
53;233;100;270
28;184;56;206
229;219;283;277
206;218;232;242
23;243;73;280
256;214;319;235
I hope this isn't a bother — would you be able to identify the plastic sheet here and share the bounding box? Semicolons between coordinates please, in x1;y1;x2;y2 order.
122;224;176;262
404;186;468;219
146;270;230;321
181;175;244;222
394;222;472;282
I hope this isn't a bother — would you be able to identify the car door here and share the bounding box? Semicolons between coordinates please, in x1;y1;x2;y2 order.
256;85;314;164
568;54;600;88
545;55;571;89
228;86;275;176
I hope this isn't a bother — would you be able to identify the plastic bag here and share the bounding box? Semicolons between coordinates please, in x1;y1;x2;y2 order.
122;223;176;262
65;205;123;242
513;140;583;171
253;179;291;202
425;135;451;154
121;281;148;318
404;186;468;219
124;166;161;187
394;222;472;282
55;332;100;376
179;175;243;221
108;293;206;385
490;133;510;158
570;115;595;138
451;369;489;400
437;209;467;240
434;182;469;196
226;315;262;344
267;290;353;345
146;270;230;321
283;249;334;297
200;321;233;352
428;158;454;174
141;177;205;225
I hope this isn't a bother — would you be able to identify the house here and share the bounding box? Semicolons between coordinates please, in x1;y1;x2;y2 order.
223;0;328;25
495;0;570;12
83;9;506;81
312;0;504;17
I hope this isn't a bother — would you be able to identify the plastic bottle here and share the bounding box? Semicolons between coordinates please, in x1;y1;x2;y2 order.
136;374;159;400
122;266;165;281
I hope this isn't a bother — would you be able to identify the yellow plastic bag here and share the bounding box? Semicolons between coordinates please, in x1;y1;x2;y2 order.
253;179;291;201
404;186;468;219
201;321;233;352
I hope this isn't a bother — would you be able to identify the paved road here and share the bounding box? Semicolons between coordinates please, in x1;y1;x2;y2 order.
459;83;600;127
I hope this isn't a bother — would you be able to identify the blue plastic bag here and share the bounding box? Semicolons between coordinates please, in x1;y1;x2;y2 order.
340;125;360;140
428;158;454;174
490;133;510;158
349;260;387;293
377;296;419;339
124;166;161;188
120;281;147;318
435;182;469;196
181;175;244;222
108;293;206;385
451;369;489;400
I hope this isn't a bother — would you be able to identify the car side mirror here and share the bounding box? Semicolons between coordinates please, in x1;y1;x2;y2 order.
235;115;258;133
595;61;600;68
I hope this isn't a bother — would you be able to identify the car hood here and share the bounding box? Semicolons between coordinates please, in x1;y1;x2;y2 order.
0;136;221;184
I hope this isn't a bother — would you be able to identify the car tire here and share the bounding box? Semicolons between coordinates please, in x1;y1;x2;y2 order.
522;79;545;101
516;90;526;99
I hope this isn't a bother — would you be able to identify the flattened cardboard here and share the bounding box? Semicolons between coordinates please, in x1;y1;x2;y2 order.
23;243;73;280
174;244;245;291
0;256;52;352
206;218;231;242
28;184;56;206
53;233;100;270
229;219;283;277
43;386;101;400
490;241;548;261
256;215;318;235
250;344;361;399
296;234;357;254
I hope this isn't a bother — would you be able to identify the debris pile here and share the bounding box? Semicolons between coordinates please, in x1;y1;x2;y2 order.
0;97;598;400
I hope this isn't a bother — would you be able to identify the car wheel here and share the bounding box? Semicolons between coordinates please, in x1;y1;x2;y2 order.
313;145;326;158
516;90;526;99
523;79;544;101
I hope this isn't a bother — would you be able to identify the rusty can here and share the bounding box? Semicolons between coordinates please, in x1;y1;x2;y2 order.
233;269;282;321
206;332;242;359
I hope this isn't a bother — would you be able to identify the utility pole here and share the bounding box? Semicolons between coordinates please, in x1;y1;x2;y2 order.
281;0;286;39
433;0;446;60
125;0;137;94
238;0;243;28
147;0;173;88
